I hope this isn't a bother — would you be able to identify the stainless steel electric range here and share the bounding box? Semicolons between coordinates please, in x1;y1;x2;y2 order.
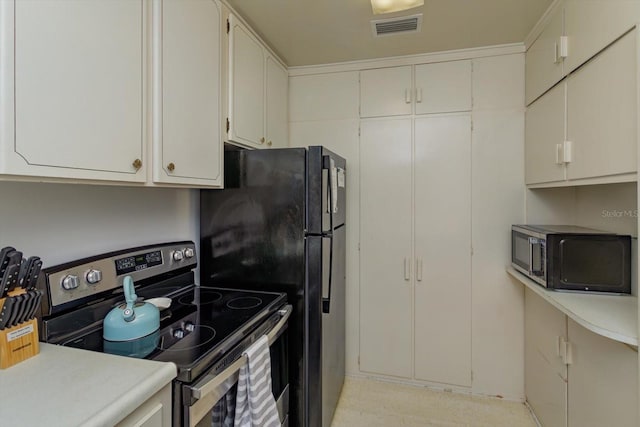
37;241;291;427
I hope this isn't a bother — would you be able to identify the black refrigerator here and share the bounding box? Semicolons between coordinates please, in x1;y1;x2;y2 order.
200;146;346;427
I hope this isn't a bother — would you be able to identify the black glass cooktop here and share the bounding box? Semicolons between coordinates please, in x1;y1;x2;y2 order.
58;285;286;383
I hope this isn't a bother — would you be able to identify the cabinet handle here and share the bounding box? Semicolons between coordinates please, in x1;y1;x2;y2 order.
405;88;411;104
563;140;572;164
267;141;272;147
416;88;422;103
260;137;265;144
416;258;423;282
404;258;411;281
132;159;142;170
167;162;175;172
557;336;573;365
555;144;563;164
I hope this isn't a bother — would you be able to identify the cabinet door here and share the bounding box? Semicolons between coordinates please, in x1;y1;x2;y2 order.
564;0;640;74
265;56;288;148
414;61;471;114
525;83;566;185
525;6;564;105
566;29;637;181
229;16;264;148
567;319;638;427
6;0;145;181
156;0;222;186
524;289;567;427
413;114;471;387
360;66;412;118
524;289;568;427
359;118;413;378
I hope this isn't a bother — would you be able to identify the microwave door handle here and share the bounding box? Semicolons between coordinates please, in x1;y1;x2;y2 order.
528;238;544;276
528;237;536;277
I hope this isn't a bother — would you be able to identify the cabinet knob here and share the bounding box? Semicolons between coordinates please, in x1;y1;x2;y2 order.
132;159;142;170
267;141;272;147
260;137;265;144
167;162;175;172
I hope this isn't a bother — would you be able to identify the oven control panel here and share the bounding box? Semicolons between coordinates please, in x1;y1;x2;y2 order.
40;242;197;314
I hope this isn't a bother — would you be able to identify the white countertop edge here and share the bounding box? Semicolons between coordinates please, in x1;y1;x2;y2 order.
507;267;638;347
81;360;177;427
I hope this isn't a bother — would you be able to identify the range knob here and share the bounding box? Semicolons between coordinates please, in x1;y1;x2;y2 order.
61;275;79;290
184;322;195;332
85;269;102;285
172;250;184;262
184;248;195;259
173;328;185;339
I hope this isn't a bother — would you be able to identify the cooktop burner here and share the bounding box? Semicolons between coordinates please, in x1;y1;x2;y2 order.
227;296;263;310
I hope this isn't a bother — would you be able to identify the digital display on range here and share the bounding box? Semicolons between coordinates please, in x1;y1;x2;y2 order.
115;250;163;275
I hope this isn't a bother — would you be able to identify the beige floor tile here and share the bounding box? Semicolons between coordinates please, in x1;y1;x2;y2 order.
330;377;537;427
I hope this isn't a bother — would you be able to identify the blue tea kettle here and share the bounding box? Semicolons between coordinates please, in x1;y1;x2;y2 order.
103;275;159;358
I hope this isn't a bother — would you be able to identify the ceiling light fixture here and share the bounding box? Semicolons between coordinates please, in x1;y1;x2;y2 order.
370;0;424;15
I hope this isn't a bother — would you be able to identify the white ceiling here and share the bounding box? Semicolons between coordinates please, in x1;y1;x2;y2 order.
225;0;554;67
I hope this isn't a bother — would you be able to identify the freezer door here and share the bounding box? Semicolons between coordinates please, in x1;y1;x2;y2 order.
308;146;346;235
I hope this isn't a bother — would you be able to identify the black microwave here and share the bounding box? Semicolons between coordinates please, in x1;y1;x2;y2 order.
511;225;631;294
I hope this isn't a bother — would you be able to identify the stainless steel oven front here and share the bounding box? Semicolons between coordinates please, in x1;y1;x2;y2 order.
183;305;292;427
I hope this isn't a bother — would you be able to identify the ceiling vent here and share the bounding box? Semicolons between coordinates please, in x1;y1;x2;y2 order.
371;14;422;37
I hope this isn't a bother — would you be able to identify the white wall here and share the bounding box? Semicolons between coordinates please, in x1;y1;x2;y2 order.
289;71;361;375
471;54;526;400
0;181;198;267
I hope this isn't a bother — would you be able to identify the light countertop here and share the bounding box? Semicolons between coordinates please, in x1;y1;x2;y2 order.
0;343;176;427
508;267;638;347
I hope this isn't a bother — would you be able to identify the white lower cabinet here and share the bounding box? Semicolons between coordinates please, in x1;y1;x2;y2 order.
525;289;638;427
525;289;568;427
360;114;472;386
116;383;172;427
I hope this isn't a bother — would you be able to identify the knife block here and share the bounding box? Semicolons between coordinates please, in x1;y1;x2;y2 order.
0;293;39;369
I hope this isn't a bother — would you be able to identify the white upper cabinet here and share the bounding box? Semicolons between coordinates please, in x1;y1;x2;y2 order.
565;28;637;181
414;61;471;114
154;0;222;187
360;62;471;118
228;14;288;149
525;27;637;187
525;83;566;185
525;5;564;105
265;56;289;149
360;66;412;118
0;0;147;182
564;0;640;75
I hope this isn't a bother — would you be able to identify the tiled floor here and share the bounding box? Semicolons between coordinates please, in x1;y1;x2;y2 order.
330;377;538;427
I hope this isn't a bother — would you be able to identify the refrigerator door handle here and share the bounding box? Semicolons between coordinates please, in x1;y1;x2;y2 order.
322;155;335;314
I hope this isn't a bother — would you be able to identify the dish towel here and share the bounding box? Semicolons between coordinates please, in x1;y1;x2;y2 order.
234;335;281;427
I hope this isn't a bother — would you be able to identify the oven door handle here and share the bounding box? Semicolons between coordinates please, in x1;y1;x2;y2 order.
190;304;292;401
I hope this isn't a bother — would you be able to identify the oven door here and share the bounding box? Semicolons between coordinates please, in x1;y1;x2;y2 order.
512;229;546;285
186;304;292;427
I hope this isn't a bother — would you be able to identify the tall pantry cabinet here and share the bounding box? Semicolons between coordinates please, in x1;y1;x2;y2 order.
360;62;473;386
358;53;525;394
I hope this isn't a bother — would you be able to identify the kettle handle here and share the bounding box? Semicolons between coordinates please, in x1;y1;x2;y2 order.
123;276;137;321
